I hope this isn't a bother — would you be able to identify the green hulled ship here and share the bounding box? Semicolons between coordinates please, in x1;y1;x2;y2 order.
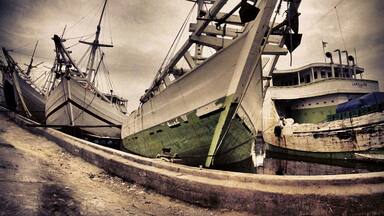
121;0;302;167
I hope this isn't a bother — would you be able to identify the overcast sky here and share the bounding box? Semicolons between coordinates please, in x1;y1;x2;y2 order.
0;0;383;111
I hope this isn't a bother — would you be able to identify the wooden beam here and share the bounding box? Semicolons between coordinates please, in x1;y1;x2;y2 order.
189;23;239;38
262;44;288;55
183;51;196;69
141;0;228;102
267;35;283;44
216;12;242;25
190;35;233;50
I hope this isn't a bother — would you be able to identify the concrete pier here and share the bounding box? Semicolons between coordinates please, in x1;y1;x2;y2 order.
1;109;384;215
0;112;245;216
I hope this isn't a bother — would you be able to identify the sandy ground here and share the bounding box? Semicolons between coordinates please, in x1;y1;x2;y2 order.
0;113;249;216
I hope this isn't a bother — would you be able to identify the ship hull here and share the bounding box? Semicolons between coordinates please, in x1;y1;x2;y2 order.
122;102;255;166
121;36;251;166
263;111;384;159
46;78;124;138
2;72;45;123
121;0;275;166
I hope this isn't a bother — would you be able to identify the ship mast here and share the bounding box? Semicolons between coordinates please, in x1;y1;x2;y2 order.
26;40;39;76
80;0;112;82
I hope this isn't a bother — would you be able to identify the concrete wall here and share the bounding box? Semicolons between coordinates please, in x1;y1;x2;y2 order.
4;110;384;215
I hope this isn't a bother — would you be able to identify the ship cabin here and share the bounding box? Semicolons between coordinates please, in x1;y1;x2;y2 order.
269;63;380;124
272;63;364;87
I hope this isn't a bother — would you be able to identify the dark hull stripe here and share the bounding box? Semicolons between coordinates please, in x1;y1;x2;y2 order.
46;98;120;128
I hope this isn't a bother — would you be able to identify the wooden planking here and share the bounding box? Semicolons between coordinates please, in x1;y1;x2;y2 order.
267;35;283;44
263;44;288;55
183;51;196;69
189;23;240;38
190;35;233;50
216;12;242;25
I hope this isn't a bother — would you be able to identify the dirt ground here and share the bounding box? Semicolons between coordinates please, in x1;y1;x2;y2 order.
0;113;249;216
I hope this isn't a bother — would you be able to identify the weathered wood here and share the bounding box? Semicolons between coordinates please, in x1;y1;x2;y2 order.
267;35;283;44
183;51;196;69
190;35;233;50
25;124;122;128
205;0;278;167
263;44;288;55
216;12;242;25
189;23;240;38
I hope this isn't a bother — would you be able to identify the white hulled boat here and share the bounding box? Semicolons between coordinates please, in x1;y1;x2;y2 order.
262;52;384;160
1;45;46;123
121;0;302;167
45;0;127;139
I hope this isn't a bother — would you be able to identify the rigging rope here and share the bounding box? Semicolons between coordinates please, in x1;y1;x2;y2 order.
157;2;197;75
334;6;347;50
66;1;104;32
64;32;95;41
98;48;114;92
308;0;346;27
77;46;92;67
66;34;96;49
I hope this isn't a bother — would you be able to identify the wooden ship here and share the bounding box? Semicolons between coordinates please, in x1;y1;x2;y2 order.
121;0;303;167
262;51;384;161
1;44;46;123
45;0;128;139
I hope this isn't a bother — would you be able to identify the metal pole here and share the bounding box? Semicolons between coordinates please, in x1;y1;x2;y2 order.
342;50;350;78
334;49;343;78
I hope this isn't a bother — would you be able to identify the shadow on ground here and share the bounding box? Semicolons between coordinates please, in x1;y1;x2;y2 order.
0;114;82;216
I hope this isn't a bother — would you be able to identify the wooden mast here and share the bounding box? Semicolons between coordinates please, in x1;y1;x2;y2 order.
80;0;112;83
26;40;39;76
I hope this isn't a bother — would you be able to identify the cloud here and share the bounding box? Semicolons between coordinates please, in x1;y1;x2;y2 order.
277;0;384;90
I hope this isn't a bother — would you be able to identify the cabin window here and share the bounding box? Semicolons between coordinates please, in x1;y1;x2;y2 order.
305;74;310;83
321;71;326;78
314;72;318;79
335;71;340;77
324;101;327;104
293;77;298;85
331;100;334;103
328;71;332;78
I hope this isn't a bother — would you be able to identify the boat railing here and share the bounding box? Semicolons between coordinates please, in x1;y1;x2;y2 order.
326;103;384;122
272;77;377;88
